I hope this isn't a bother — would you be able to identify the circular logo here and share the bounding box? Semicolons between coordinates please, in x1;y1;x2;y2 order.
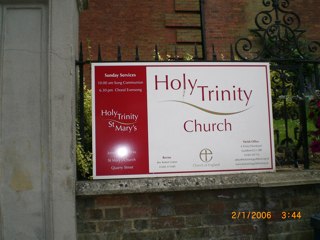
199;148;213;162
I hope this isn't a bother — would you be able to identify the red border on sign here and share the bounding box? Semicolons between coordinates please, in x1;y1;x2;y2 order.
92;63;275;179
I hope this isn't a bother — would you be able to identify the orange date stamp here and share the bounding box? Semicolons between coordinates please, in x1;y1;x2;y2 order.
231;211;302;220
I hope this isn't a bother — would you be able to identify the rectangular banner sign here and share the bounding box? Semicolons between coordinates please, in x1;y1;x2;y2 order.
92;62;275;179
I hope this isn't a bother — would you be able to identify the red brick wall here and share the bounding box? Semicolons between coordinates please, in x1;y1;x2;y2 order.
204;0;320;60
80;0;175;61
79;0;186;61
204;0;256;60
79;0;202;62
80;0;320;62
77;185;320;239
290;0;320;41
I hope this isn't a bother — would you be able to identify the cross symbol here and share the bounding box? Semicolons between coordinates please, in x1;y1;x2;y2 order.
199;148;213;162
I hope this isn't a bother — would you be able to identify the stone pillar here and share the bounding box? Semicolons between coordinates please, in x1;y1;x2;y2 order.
0;0;78;239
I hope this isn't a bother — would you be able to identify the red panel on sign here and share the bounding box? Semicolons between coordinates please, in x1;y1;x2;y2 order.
93;66;149;176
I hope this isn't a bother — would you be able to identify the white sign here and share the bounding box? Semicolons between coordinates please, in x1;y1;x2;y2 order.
92;62;275;179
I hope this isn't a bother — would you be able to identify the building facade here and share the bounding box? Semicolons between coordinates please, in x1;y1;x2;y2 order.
80;0;320;61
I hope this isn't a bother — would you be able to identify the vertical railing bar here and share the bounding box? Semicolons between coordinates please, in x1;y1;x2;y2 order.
194;44;198;61
230;44;235;61
314;63;320;89
154;44;159;61
199;0;207;60
174;45;178;61
98;44;102;61
78;42;85;150
105;45;107;61
282;82;290;152
294;127;299;140
212;44;217;61
275;129;280;145
298;63;310;169
117;45;122;61
135;45;140;61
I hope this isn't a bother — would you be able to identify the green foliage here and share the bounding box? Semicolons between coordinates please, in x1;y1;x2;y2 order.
308;90;320;153
76;125;92;179
270;65;299;120
83;86;92;151
153;50;194;61
76;86;93;179
273;96;299;119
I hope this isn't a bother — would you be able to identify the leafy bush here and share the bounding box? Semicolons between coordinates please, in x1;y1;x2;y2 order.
308;90;320;153
76;86;93;179
76;128;92;179
273;97;299;120
270;65;300;120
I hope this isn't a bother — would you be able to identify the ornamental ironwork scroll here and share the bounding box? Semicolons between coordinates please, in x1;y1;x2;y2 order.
234;0;320;61
233;0;320;169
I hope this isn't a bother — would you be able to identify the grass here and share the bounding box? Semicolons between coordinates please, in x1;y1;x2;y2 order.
273;118;317;146
273;119;300;146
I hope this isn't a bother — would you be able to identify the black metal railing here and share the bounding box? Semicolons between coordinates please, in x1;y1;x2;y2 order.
232;0;320;169
76;0;320;176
